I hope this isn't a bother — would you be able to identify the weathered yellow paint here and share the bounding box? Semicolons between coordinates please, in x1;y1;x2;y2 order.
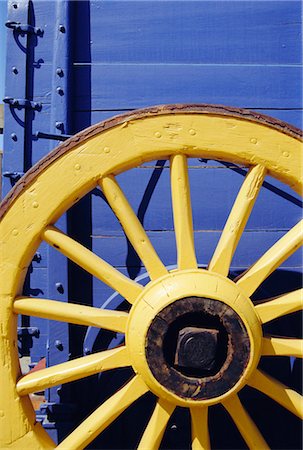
14;296;129;333
127;269;262;407
261;336;303;358
170;154;197;270
43;225;143;304
99;175;167;280
0;110;302;448
223;395;269;449
191;407;210;450
255;289;303;324
236;220;303;297
56;375;148;450
137;399;175;450
208;164;266;276
248;369;303;419
17;346;130;396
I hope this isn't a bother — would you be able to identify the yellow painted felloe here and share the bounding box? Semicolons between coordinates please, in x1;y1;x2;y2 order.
0;108;302;449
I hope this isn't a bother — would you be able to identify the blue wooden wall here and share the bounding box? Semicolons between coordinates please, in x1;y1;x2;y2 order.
2;0;302;447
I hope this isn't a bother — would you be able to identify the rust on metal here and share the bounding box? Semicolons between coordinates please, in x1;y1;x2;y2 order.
174;326;219;371
0;103;302;221
145;296;251;400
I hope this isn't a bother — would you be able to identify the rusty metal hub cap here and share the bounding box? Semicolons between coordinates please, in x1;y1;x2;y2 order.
127;270;262;407
146;297;250;400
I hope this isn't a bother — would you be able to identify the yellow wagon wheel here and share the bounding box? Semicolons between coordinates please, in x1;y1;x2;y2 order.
0;105;302;450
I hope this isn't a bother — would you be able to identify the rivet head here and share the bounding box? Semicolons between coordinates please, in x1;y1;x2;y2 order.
74;163;81;170
154;132;161;138
104;147;110;153
55;121;64;130
12;66;18;74
55;339;64;350
56;68;64;77
56;87;64;96
59;25;66;33
12;229;19;236
11;133;17;141
32;201;39;208
250;138;258;144
282;151;290;158
55;283;64;294
189;129;196;136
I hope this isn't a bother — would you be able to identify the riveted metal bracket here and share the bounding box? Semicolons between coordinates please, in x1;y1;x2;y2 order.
5;20;44;37
3;97;42;111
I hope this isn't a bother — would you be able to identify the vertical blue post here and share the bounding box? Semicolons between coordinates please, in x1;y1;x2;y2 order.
2;0;29;197
41;0;76;443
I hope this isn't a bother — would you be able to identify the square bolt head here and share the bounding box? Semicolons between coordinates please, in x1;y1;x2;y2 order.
174;326;219;371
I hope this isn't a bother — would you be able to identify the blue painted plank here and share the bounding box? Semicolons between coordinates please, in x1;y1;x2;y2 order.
75;1;302;64
27;1;57;63
44;1;73;411
91;230;302;269
90;167;301;234
73;65;301;110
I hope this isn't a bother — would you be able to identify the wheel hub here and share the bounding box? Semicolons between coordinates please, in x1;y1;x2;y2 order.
127;270;262;407
145;297;250;400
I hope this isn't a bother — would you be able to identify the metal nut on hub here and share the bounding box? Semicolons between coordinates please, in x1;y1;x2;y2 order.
145;296;251;400
174;326;219;371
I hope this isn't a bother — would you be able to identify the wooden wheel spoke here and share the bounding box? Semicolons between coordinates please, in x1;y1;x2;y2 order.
137;399;175;450
262;336;303;358
56;376;149;450
209;165;266;276
170;154;197;270
248;369;303;418
223;395;269;450
99;175;167;280
14;297;128;333
42;225;143;304
17;346;129;396
236;220;303;297
191;407;210;450
255;289;303;323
